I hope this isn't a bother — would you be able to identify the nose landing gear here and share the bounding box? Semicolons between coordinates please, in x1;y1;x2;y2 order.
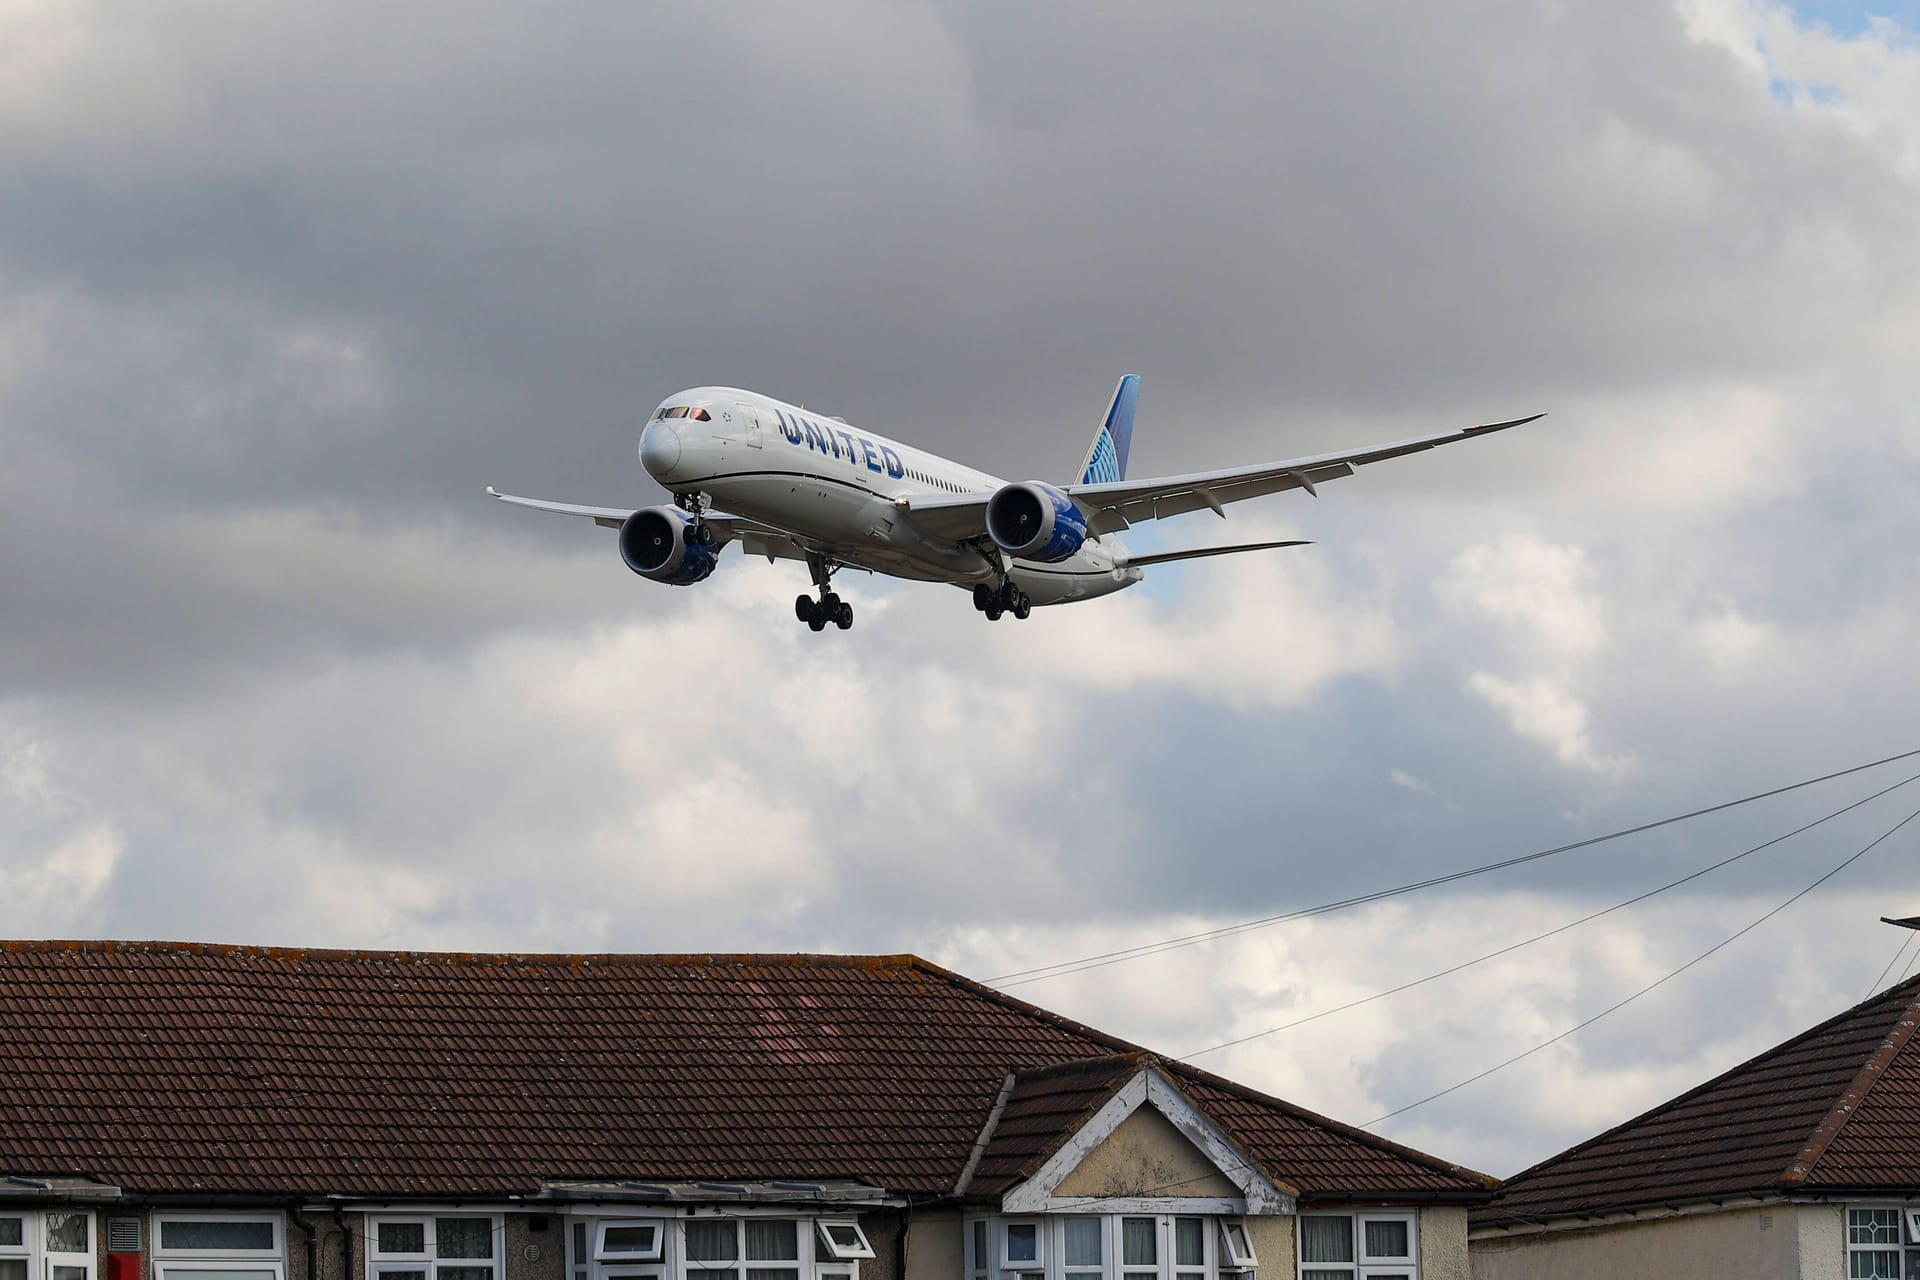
798;554;854;632
973;580;1031;622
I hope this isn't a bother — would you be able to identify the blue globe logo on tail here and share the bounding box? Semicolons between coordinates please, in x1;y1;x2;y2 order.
1079;373;1139;485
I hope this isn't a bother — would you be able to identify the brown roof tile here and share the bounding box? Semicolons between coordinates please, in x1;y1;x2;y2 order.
1477;972;1920;1224
0;941;1489;1202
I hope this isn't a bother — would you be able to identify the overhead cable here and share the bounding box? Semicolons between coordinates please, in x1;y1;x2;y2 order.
1361;799;1920;1128
1180;767;1920;1060
988;746;1920;989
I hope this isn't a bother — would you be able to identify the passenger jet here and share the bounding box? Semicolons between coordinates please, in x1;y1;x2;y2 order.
489;376;1540;630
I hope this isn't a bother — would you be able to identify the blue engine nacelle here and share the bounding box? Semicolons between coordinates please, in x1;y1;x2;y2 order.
985;481;1090;563
618;505;721;585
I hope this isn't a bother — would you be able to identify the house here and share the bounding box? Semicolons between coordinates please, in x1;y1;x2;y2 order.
1469;971;1920;1279
0;943;1492;1280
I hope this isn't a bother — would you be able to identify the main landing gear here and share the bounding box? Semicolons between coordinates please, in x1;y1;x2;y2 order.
797;554;853;632
973;580;1032;622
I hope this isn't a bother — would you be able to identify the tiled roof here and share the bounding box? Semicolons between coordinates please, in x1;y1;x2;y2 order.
967;1053;1147;1195
1478;972;1920;1224
0;941;1491;1202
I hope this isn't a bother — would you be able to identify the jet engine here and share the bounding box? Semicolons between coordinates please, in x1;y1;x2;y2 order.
618;506;721;585
985;481;1090;563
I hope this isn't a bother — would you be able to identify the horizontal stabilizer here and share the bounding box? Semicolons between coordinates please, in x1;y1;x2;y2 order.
1125;539;1312;568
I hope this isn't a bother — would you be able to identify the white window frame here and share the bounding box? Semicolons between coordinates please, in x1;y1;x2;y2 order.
1216;1222;1256;1272
813;1224;873;1264
365;1215;502;1280
965;1219;990;1280
0;1214;31;1280
998;1220;1045;1278
1296;1212;1417;1280
1846;1205;1911;1280
1058;1217;1106;1280
42;1212;96;1280
152;1214;286;1262
594;1224;665;1264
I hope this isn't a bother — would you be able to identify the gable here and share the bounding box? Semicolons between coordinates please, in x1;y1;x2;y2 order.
999;1067;1293;1213
1053;1105;1240;1198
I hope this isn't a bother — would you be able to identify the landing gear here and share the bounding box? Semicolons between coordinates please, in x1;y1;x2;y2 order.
798;556;854;633
973;579;1032;622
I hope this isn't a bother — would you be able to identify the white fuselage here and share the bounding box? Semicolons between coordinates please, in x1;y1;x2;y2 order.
638;386;1142;606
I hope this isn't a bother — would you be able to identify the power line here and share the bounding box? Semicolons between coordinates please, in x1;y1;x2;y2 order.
1361;799;1920;1128
1181;767;1920;1060
988;747;1920;989
1868;930;1920;999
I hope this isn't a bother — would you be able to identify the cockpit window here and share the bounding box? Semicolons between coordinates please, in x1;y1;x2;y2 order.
655;406;710;421
688;407;710;421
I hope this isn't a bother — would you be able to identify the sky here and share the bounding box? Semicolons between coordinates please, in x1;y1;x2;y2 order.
2;0;1919;1180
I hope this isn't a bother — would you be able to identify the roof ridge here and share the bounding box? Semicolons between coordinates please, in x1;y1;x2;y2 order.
1779;978;1920;1187
1495;970;1920;1197
1010;1051;1157;1083
0;939;926;970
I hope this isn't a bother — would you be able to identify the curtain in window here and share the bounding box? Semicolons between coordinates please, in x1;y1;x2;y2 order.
436;1221;493;1261
1064;1220;1102;1268
0;1261;26;1280
1173;1220;1203;1268
1121;1220;1156;1267
379;1225;426;1256
1364;1220;1410;1259
685;1224;737;1263
744;1223;797;1263
1299;1217;1353;1264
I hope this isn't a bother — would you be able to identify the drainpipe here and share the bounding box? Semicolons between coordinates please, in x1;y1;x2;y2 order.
333;1208;354;1280
287;1209;317;1280
894;1210;909;1280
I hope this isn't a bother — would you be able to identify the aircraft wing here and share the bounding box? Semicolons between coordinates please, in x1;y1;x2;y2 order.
1123;538;1312;567
485;487;792;542
893;492;994;541
1063;413;1544;533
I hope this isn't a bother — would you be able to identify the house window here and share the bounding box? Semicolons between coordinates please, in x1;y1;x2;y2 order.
1063;1219;1103;1280
1298;1213;1416;1280
685;1219;800;1280
1;1214;28;1280
1846;1207;1915;1279
1217;1222;1256;1273
153;1214;285;1280
813;1225;872;1264
44;1214;94;1280
367;1217;500;1280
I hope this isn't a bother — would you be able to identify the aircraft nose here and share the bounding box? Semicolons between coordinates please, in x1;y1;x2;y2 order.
640;420;683;480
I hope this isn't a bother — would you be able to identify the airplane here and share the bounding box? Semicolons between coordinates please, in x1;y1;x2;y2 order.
489;376;1541;631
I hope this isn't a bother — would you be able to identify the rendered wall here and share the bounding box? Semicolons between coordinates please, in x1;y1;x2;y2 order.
1417;1207;1469;1280
900;1211;961;1280
1469;1205;1801;1280
1795;1202;1844;1280
1052;1107;1239;1199
1242;1213;1293;1276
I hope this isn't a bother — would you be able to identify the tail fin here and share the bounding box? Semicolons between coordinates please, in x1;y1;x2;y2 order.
1077;374;1139;485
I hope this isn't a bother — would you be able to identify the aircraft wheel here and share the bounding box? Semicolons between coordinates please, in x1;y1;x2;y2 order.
999;581;1021;610
984;604;1003;621
821;591;840;613
972;584;994;611
808;614;827;632
1013;594;1032;620
795;594;815;623
835;602;853;630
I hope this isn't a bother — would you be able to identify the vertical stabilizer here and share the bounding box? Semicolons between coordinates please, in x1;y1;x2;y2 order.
1078;374;1139;485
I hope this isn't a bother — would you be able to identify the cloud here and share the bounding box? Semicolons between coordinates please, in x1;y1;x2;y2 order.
1465;673;1635;777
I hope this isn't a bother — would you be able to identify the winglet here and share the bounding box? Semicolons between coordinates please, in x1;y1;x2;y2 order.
1463;412;1546;435
485;486;501;497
